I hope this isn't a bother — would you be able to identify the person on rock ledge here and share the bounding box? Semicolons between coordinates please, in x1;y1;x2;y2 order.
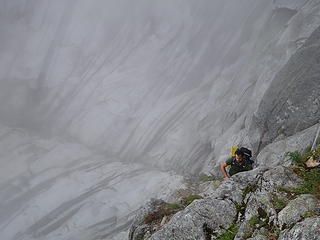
220;147;253;180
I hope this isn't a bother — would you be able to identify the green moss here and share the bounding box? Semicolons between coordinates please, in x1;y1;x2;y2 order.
271;195;287;213
167;202;183;210
248;213;268;229
216;224;239;240
242;232;253;239
302;211;317;219
181;194;203;206
248;215;260;228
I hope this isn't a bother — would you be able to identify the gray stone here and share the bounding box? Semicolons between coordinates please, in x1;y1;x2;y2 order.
253;25;320;148
278;194;320;228
213;168;266;204
261;166;302;190
129;199;165;240
247;234;268;240
256;124;319;167
130;166;318;240
273;0;309;10
148;198;236;240
244;191;277;221
279;217;320;240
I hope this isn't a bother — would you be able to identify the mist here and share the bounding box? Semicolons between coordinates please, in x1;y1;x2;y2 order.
0;0;319;239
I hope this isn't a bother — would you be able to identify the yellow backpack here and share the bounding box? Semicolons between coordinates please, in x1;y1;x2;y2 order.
231;146;238;157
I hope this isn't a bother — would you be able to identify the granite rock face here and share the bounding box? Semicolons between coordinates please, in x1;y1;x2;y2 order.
253;24;320;149
130;165;320;240
148;198;236;240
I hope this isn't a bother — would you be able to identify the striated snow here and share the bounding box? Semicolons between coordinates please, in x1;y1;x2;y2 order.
0;0;320;239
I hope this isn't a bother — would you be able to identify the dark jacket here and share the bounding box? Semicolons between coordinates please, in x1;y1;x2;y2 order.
225;157;253;176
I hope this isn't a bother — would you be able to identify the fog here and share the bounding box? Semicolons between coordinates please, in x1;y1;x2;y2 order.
0;0;319;239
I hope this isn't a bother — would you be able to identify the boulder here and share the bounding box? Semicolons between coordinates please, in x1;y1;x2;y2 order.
148;198;236;240
278;194;320;227
256;124;319;167
279;217;320;240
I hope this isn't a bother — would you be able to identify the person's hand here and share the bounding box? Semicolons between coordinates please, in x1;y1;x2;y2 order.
224;176;229;180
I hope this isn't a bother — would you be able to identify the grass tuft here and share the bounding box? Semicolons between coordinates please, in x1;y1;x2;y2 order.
284;146;320;199
216;224;239;240
181;194;203;206
271;195;287;213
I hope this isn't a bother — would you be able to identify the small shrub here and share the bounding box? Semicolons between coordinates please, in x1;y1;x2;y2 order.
248;215;261;228
144;203;181;224
257;207;268;220
291;168;320;198
284;147;320;199
242;232;253;239
235;202;246;217
286;151;303;166
143;195;204;225
216;224;239;240
243;184;258;198
287;146;320;167
144;210;165;224
268;233;279;240
248;214;280;239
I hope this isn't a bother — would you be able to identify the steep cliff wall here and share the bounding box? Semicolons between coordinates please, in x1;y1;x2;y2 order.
0;1;320;240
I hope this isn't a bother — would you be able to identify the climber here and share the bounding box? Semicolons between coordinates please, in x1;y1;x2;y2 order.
220;148;253;179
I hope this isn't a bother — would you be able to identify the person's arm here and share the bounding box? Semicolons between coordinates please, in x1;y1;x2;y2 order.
220;162;230;179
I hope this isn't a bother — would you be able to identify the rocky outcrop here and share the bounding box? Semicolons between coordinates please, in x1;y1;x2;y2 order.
253;24;320;148
256;124;319;167
129;165;320;240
